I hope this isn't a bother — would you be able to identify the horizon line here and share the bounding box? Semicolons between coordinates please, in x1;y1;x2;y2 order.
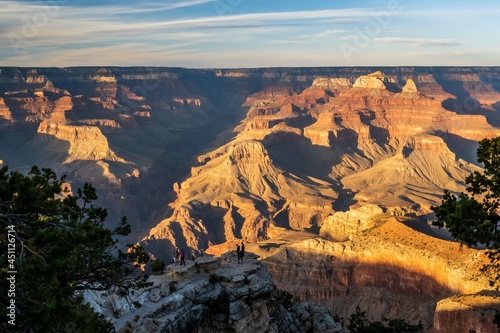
2;65;500;70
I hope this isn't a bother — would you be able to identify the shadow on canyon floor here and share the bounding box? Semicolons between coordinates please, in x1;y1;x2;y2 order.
434;130;481;166
437;76;500;126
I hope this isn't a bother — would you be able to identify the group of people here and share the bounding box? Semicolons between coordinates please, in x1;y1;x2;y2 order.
172;242;245;266
173;248;186;265
236;242;245;263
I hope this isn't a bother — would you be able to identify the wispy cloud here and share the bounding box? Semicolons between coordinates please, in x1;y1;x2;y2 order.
321;17;367;24
0;5;376;58
373;37;463;47
0;5;378;40
1;0;218;15
112;0;218;14
115;8;375;31
298;29;345;39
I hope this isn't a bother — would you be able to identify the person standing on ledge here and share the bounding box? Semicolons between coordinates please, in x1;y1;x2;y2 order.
240;241;245;263
174;248;180;265
180;249;186;266
236;243;241;263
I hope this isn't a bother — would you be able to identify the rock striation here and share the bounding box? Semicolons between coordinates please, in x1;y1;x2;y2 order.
263;217;494;330
37;121;127;163
319;204;385;241
433;292;500;333
144;139;336;256
352;72;389;89
142;69;500;263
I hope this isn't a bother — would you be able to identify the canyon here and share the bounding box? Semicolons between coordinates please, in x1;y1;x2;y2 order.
1;66;500;331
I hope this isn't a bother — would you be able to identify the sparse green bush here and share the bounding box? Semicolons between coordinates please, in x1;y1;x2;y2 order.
151;258;165;273
209;273;220;284
272;288;299;310
346;306;423;333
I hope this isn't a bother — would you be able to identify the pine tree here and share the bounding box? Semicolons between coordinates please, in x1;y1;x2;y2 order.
431;137;500;288
0;166;149;332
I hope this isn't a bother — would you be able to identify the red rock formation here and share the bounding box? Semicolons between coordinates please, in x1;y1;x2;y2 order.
140;70;500;261
143;139;336;255
50;96;72;123
0;98;13;121
26;69;47;84
264;217;493;330
433;292;500;333
37;121;127;163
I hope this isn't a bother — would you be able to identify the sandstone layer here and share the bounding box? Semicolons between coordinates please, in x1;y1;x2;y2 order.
263;216;493;330
432;292;500;333
1;67;499;241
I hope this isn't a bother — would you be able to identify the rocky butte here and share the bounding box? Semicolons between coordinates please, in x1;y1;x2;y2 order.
1;67;500;331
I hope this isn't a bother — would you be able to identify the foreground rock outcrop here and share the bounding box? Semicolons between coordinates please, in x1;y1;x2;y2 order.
85;252;344;333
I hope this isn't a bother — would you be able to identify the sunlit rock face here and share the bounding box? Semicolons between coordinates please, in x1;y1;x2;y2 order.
319;204;384;241
433;292;500;333
0;97;12;121
36;121;126;163
145;139;336;255
264;217;492;330
1;67;499;246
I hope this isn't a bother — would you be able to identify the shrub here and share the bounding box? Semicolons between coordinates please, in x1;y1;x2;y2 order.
151;258;166;273
272;288;299;310
347;306;423;333
209;273;220;284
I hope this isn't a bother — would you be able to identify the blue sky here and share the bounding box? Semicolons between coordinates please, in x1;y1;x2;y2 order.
1;0;499;67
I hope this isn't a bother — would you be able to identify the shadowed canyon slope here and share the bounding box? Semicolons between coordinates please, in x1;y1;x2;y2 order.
2;66;500;331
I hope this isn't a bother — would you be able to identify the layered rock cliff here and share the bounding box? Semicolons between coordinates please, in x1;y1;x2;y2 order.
37;121;127;164
1;67;499;237
0;66;254;233
263;215;494;330
433;292;500;333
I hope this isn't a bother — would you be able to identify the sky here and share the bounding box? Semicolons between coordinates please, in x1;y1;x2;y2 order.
0;0;499;68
